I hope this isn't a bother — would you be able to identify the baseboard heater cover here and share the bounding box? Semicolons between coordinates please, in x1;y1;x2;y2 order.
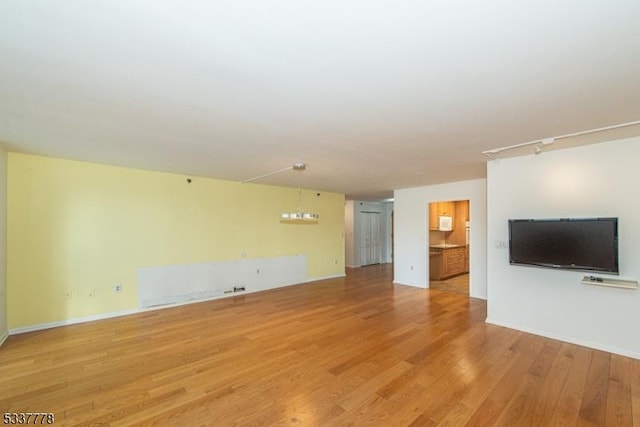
137;255;308;309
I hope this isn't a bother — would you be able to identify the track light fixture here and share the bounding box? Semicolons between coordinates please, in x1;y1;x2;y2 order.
481;120;640;160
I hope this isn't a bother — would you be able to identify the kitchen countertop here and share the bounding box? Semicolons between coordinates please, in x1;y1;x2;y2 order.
429;244;465;249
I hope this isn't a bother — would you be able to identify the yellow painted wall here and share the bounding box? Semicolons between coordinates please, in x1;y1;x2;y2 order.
7;153;345;329
0;146;7;341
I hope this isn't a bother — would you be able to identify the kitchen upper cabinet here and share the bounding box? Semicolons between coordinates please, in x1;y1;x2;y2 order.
429;203;438;230
457;200;469;222
429;201;456;230
437;201;455;217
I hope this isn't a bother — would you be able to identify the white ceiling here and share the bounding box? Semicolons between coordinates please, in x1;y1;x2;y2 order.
1;1;639;200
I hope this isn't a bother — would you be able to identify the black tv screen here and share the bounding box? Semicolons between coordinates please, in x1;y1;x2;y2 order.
509;218;618;274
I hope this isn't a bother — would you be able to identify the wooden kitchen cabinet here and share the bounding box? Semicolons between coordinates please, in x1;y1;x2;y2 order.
429;203;438;230
464;245;469;273
457;200;468;222
429;252;443;280
437;201;455;217
442;246;465;278
429;246;467;280
429;201;456;230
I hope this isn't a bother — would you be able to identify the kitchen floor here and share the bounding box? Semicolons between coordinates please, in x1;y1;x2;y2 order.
430;273;469;295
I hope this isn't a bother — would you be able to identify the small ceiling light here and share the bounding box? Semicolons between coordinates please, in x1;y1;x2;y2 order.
535;138;554;155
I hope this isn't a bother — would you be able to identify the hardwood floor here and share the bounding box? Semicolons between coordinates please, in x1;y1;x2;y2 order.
1;264;639;426
430;274;469;295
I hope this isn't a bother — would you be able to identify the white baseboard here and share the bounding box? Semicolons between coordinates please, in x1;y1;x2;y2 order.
8;273;347;336
345;262;393;269
9;309;140;335
469;292;487;301
393;280;427;289
306;273;346;282
0;329;8;347
486;318;640;361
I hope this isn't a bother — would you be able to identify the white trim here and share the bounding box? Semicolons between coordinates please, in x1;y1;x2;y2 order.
486;318;640;361
306;273;345;282
9;308;140;335
8;274;347;336
0;329;8;347
392;280;426;289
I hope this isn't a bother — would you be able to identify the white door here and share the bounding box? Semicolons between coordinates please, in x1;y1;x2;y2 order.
360;212;381;266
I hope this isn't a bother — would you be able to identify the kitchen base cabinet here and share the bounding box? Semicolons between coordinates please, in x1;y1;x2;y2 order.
464;245;469;272
429;252;443;280
429;246;467;280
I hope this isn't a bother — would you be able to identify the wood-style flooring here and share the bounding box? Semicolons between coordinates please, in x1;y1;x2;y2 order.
430;274;469;295
1;264;639;426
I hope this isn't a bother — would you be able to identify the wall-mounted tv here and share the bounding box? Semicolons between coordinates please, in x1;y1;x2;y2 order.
508;218;619;274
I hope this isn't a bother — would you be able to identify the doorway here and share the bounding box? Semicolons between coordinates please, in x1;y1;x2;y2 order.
428;199;470;295
360;211;382;266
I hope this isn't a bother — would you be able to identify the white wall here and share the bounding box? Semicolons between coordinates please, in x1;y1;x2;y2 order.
344;201;356;267
487;137;640;359
394;179;487;299
382;202;394;263
0;146;7;346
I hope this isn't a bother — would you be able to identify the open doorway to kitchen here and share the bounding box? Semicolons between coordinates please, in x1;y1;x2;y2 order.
428;200;470;295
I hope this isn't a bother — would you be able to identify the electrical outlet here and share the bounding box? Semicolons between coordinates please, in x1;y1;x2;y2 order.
410;265;414;271
256;269;260;274
65;290;72;299
114;284;122;293
88;289;95;297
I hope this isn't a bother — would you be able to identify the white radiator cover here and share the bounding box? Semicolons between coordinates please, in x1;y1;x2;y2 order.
137;255;307;308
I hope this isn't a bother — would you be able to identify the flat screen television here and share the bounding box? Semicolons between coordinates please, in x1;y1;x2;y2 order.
508;217;618;274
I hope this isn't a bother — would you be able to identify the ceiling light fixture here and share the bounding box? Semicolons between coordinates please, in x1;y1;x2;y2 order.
482;135;557;160
280;162;319;224
534;138;554;155
241;162;319;224
481;119;640;160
